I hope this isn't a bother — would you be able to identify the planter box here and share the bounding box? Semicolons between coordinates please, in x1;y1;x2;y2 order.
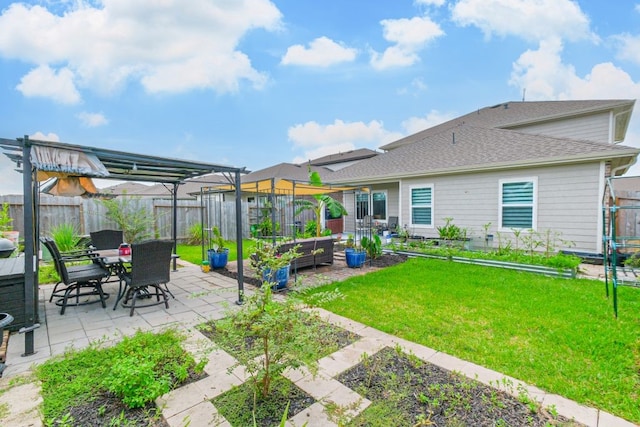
278;237;334;270
385;249;577;278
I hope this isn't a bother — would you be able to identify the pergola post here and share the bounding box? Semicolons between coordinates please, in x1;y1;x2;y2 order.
21;136;37;356
234;169;244;304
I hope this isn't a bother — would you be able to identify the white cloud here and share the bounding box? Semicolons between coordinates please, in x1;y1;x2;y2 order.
509;38;640;101
451;0;596;43
370;15;444;70
281;36;357;67
414;0;446;6
398;77;428;95
401;110;456;134
509;38;580;99
77;112;108;127
289;119;400;147
16;65;81;104
0;0;282;98
30;132;60;142
613;33;640;66
288;119;403;161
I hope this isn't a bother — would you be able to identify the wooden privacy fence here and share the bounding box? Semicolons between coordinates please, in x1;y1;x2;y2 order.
0;195;248;242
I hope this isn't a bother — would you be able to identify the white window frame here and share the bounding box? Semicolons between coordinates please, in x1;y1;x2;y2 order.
371;190;388;221
409;184;434;228
498;177;538;231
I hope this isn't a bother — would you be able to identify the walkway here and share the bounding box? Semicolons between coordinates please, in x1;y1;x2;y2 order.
0;259;634;427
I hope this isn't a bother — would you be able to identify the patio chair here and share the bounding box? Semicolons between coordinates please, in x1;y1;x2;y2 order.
118;239;174;316
41;237;104;302
89;230;125;282
388;216;399;233
89;229;124;250
42;237;110;314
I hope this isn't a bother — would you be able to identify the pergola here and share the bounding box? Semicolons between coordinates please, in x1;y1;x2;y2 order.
0;136;247;356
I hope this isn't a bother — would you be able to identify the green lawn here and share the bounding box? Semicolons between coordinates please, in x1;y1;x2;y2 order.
176;240;256;265
306;257;640;424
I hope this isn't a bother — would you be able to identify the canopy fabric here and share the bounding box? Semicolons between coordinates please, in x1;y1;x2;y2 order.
31;145;110;180
210;178;367;196
41;177;98;197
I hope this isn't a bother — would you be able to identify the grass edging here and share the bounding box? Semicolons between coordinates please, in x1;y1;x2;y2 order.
386;249;577;278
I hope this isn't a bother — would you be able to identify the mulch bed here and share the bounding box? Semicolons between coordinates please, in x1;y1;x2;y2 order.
337;346;584;426
213;252;409;288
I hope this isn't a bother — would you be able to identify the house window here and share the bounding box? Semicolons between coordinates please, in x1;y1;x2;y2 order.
411;186;432;226
500;179;536;229
372;191;387;220
356;193;369;220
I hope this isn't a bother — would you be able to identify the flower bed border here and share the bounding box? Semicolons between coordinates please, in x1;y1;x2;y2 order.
385;249;577;278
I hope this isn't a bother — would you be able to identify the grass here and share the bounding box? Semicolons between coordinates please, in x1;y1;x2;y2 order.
305;257;640;424
176;239;256;265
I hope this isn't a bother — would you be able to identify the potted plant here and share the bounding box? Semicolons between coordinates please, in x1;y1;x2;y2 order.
208;226;229;269
251;240;302;290
345;238;366;268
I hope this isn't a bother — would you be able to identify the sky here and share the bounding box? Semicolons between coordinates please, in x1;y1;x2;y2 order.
1;0;640;194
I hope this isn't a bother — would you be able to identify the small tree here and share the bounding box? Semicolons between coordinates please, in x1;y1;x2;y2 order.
99;196;155;243
295;166;348;237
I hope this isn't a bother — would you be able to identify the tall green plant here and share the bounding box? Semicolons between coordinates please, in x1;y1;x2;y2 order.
361;235;382;259
0;202;13;234
295;166;348;237
99;196;154;243
50;223;81;252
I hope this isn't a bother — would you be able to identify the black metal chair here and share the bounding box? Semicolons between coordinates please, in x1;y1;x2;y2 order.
89;230;125;282
388;216;399;233
41;237;102;302
89;229;124;250
117;239;174;316
41;237;110;314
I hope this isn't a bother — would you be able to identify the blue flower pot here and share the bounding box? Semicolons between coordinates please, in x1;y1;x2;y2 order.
263;264;290;289
345;248;366;268
208;248;229;269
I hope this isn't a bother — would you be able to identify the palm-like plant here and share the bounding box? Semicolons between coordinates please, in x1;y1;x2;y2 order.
295;167;348;237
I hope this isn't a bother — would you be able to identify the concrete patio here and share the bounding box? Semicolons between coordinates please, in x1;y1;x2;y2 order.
0;259;634;427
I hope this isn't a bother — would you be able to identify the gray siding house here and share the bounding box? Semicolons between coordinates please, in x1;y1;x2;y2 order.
328;100;639;255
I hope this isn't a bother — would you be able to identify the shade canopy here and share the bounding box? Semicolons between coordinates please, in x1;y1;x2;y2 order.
1;137;244;184
209;177;366;196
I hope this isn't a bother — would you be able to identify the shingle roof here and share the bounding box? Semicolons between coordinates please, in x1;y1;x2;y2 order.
308;148;379;166
329;124;640;183
380;99;635;150
238;162;334;183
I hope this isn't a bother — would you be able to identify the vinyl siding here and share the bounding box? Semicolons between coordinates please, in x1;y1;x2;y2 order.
510;112;611;143
397;163;602;253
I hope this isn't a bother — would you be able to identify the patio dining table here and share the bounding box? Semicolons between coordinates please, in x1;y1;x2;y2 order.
91;249;178;310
